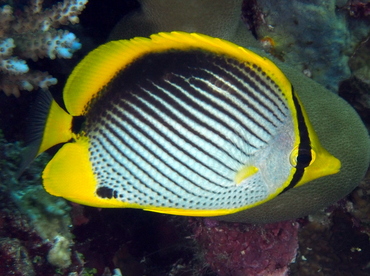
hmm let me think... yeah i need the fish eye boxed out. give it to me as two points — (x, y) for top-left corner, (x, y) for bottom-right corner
(297, 149), (312, 166)
(289, 147), (299, 167)
(289, 147), (316, 167)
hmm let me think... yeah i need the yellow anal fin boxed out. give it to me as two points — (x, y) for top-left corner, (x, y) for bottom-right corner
(234, 165), (259, 185)
(43, 139), (123, 208)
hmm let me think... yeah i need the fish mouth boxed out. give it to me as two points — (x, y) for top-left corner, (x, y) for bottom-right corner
(298, 149), (341, 186)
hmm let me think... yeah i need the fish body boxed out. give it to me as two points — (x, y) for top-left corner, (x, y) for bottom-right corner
(30, 32), (340, 217)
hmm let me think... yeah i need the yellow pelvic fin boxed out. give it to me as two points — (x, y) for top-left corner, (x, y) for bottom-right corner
(63, 31), (292, 116)
(234, 165), (259, 185)
(38, 99), (73, 155)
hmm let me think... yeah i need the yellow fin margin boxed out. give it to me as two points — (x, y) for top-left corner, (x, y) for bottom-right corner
(144, 186), (281, 217)
(64, 31), (293, 116)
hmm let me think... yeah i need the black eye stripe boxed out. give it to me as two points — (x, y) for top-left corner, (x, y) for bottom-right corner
(280, 86), (312, 194)
(297, 149), (312, 166)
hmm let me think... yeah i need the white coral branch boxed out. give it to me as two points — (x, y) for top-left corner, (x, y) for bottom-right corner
(15, 29), (82, 61)
(0, 71), (57, 97)
(0, 0), (87, 97)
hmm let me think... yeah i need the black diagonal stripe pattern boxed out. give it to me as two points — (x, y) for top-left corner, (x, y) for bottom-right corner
(120, 93), (235, 181)
(84, 49), (293, 210)
(106, 105), (225, 193)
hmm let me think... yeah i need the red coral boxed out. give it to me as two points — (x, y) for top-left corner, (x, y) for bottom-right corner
(192, 219), (299, 276)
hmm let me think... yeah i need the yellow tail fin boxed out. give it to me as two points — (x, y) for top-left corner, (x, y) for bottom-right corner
(17, 91), (73, 177)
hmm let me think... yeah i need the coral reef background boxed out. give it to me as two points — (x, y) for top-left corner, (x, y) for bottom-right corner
(0, 0), (87, 97)
(0, 0), (370, 275)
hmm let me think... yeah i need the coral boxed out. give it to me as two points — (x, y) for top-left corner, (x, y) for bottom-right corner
(338, 75), (370, 129)
(339, 32), (370, 129)
(71, 208), (198, 276)
(0, 130), (85, 275)
(0, 238), (36, 276)
(0, 130), (74, 269)
(0, 204), (53, 276)
(11, 185), (72, 243)
(243, 0), (370, 92)
(288, 168), (370, 275)
(0, 0), (87, 97)
(348, 169), (370, 223)
(11, 185), (74, 269)
(344, 0), (370, 17)
(290, 210), (370, 274)
(47, 235), (72, 268)
(191, 219), (299, 276)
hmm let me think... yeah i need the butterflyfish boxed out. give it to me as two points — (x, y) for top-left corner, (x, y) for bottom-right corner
(27, 32), (341, 217)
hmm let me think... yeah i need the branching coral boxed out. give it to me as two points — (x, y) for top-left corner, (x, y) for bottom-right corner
(0, 0), (87, 97)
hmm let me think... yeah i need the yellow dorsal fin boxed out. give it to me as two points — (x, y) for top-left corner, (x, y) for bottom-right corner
(63, 31), (292, 116)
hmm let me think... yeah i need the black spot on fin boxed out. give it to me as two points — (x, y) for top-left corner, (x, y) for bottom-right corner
(97, 187), (114, 199)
